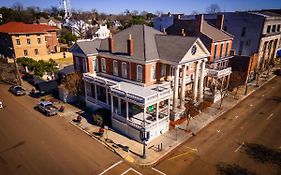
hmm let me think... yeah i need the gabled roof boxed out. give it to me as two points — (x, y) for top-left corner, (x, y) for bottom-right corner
(155, 35), (198, 63)
(166, 18), (233, 42)
(70, 25), (209, 63)
(201, 21), (233, 41)
(70, 39), (101, 56)
(99, 25), (163, 61)
(0, 22), (59, 34)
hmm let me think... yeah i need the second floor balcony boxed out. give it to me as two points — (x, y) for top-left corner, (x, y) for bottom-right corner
(206, 67), (232, 78)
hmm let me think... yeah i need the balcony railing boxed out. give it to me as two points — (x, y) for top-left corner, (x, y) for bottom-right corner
(206, 67), (232, 78)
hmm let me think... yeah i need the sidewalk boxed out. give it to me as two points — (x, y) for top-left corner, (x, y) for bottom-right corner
(29, 71), (276, 166)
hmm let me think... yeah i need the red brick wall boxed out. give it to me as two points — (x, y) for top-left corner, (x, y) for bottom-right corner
(210, 40), (233, 62)
(87, 57), (93, 74)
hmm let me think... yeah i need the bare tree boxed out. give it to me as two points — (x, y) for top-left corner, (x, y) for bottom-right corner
(206, 4), (221, 14)
(191, 10), (200, 15)
(210, 78), (228, 109)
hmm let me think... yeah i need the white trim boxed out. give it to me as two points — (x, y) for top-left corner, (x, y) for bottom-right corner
(137, 64), (143, 82)
(101, 58), (106, 73)
(122, 62), (127, 78)
(113, 60), (118, 76)
(151, 64), (156, 80)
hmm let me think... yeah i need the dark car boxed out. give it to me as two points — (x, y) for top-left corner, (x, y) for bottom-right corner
(34, 101), (58, 116)
(9, 86), (26, 96)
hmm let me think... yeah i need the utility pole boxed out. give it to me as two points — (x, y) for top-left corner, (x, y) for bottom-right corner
(9, 47), (22, 86)
(142, 107), (147, 159)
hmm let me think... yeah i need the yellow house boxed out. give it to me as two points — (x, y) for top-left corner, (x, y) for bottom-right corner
(0, 22), (60, 61)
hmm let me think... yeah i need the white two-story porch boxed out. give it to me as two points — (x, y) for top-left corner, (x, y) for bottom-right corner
(83, 73), (172, 143)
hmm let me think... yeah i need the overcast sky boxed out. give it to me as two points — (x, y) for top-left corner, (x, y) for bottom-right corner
(0, 0), (280, 14)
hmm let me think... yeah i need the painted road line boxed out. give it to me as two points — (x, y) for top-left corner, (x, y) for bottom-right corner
(99, 160), (123, 175)
(152, 167), (167, 175)
(266, 113), (274, 120)
(183, 146), (198, 152)
(250, 104), (253, 107)
(234, 142), (244, 153)
(120, 168), (142, 175)
(217, 129), (221, 133)
(168, 150), (194, 161)
(235, 115), (239, 119)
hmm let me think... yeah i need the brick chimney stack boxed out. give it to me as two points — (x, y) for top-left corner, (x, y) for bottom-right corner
(108, 33), (114, 53)
(127, 34), (134, 56)
(195, 14), (204, 32)
(216, 14), (224, 30)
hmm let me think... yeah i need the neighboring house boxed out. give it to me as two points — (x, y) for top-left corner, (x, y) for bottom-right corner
(65, 20), (92, 38)
(164, 14), (233, 102)
(153, 13), (183, 31)
(221, 11), (281, 73)
(0, 22), (60, 60)
(70, 25), (210, 143)
(86, 25), (110, 39)
(37, 17), (62, 29)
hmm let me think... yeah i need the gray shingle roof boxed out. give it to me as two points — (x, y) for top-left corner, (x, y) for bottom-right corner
(167, 19), (233, 42)
(70, 39), (101, 56)
(156, 35), (198, 63)
(99, 25), (163, 61)
(70, 25), (201, 63)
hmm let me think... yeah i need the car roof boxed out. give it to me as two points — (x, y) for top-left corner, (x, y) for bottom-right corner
(39, 101), (53, 105)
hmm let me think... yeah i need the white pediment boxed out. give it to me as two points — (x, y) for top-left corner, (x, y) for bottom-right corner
(180, 38), (210, 64)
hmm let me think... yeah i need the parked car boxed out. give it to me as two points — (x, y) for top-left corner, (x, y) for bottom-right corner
(34, 101), (58, 116)
(9, 86), (26, 96)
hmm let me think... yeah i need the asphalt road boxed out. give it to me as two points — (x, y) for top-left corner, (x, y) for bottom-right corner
(151, 76), (281, 175)
(0, 83), (123, 175)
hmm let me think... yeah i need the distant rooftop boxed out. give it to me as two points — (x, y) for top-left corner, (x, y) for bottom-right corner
(0, 22), (59, 34)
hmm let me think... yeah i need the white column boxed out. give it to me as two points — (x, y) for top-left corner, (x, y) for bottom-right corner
(126, 100), (129, 120)
(156, 102), (159, 127)
(111, 95), (114, 115)
(180, 64), (187, 108)
(106, 88), (109, 105)
(173, 65), (180, 111)
(226, 74), (230, 89)
(118, 98), (121, 115)
(94, 84), (97, 102)
(193, 61), (201, 103)
(198, 60), (205, 102)
(143, 106), (147, 127)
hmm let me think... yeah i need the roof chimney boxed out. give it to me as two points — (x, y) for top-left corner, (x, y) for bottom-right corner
(195, 14), (204, 32)
(127, 34), (134, 56)
(108, 33), (114, 53)
(181, 29), (186, 36)
(216, 14), (224, 30)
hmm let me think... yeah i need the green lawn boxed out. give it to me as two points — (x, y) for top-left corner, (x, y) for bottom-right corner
(55, 57), (73, 65)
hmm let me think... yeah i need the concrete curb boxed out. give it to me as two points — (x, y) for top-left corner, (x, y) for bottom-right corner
(68, 121), (123, 159)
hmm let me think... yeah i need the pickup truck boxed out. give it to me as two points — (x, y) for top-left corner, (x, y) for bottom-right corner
(34, 101), (58, 116)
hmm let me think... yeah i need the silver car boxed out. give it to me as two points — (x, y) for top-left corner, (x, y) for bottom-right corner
(9, 86), (26, 96)
(35, 101), (58, 116)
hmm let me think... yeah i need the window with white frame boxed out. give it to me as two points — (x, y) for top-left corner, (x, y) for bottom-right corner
(113, 60), (118, 76)
(122, 62), (127, 78)
(137, 65), (143, 82)
(161, 64), (166, 77)
(93, 58), (98, 72)
(101, 58), (106, 72)
(151, 64), (156, 80)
